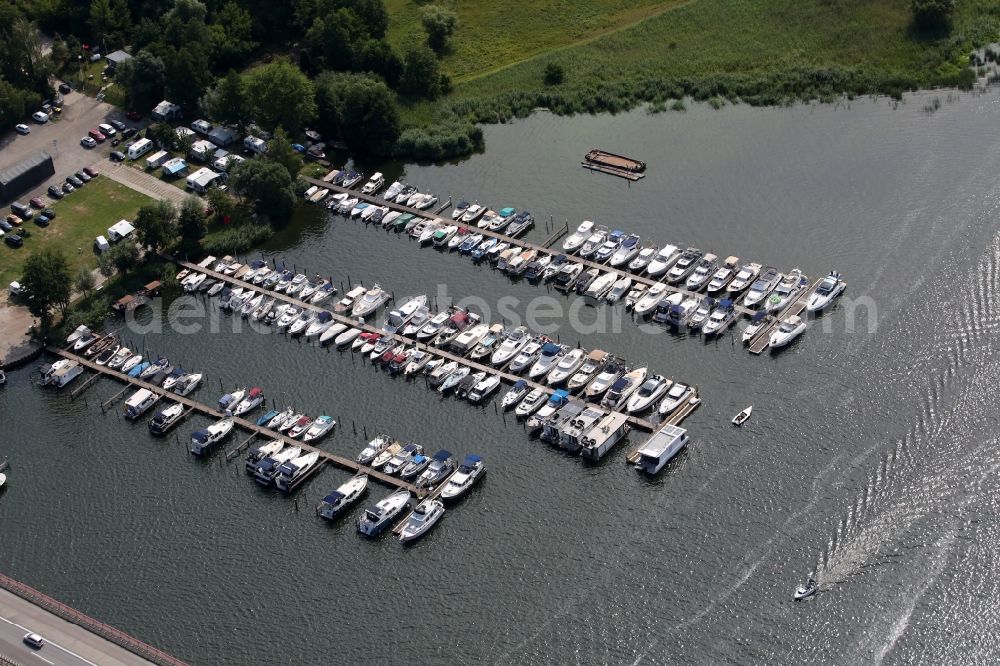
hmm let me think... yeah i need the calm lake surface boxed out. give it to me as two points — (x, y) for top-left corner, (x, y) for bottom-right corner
(5, 89), (1000, 664)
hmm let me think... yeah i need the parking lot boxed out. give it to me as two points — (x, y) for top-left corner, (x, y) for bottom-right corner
(0, 82), (146, 208)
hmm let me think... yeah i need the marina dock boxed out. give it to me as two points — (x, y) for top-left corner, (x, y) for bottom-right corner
(746, 278), (821, 354)
(44, 346), (421, 496)
(170, 258), (669, 435)
(300, 175), (769, 323)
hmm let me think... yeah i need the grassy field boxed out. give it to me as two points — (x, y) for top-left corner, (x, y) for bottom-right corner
(391, 0), (1000, 128)
(0, 177), (152, 287)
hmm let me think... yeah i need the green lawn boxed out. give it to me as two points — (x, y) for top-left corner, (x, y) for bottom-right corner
(392, 0), (999, 127)
(0, 178), (152, 287)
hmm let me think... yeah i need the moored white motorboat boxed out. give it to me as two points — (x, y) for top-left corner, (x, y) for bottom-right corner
(361, 172), (385, 194)
(727, 262), (762, 295)
(189, 418), (234, 456)
(546, 347), (587, 386)
(625, 374), (669, 413)
(601, 367), (647, 410)
(398, 499), (445, 543)
(514, 388), (547, 418)
(633, 282), (667, 317)
(490, 326), (529, 367)
(317, 475), (369, 520)
(765, 268), (808, 313)
(562, 220), (595, 253)
(645, 245), (680, 278)
(439, 454), (485, 501)
(768, 315), (806, 349)
(742, 266), (782, 309)
(301, 415), (335, 442)
(501, 379), (530, 409)
(357, 489), (411, 536)
(805, 271), (846, 313)
(275, 451), (321, 492)
(351, 285), (391, 319)
(382, 295), (427, 334)
(357, 435), (393, 465)
(658, 382), (692, 416)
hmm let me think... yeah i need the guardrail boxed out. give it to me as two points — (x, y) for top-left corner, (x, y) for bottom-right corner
(0, 573), (187, 666)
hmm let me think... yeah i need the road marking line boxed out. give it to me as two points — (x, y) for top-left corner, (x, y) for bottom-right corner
(1, 614), (101, 666)
(31, 653), (53, 664)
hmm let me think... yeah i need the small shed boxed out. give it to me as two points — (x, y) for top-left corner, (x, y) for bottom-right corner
(105, 50), (132, 71)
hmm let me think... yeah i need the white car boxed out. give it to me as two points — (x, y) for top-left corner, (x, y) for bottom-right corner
(31, 111), (49, 123)
(80, 136), (97, 148)
(15, 123), (30, 134)
(23, 632), (44, 649)
(98, 122), (117, 136)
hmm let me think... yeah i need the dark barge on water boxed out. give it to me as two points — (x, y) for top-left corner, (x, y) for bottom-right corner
(582, 149), (646, 181)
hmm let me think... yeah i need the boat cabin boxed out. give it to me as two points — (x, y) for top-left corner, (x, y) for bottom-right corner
(541, 399), (585, 444)
(558, 406), (607, 453)
(635, 424), (689, 474)
(577, 412), (629, 460)
(124, 388), (157, 420)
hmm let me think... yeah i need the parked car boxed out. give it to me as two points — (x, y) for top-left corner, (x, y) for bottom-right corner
(15, 123), (29, 134)
(41, 209), (55, 220)
(35, 215), (50, 227)
(80, 136), (97, 148)
(98, 122), (117, 136)
(110, 151), (126, 162)
(0, 218), (12, 232)
(29, 198), (44, 209)
(121, 127), (137, 139)
(75, 170), (91, 183)
(22, 632), (43, 649)
(62, 182), (74, 193)
(109, 119), (126, 131)
(31, 111), (48, 123)
(88, 128), (106, 142)
(66, 175), (83, 187)
(83, 167), (99, 178)
(58, 82), (71, 94)
(5, 234), (23, 248)
(6, 214), (22, 227)
(47, 185), (64, 199)
(126, 110), (142, 121)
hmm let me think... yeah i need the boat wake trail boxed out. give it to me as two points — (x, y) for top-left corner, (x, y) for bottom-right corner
(806, 202), (1000, 657)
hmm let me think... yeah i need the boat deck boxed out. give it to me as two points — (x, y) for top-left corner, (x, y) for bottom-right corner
(44, 346), (421, 496)
(170, 258), (666, 434)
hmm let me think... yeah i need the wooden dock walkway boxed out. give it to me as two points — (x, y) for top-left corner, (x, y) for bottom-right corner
(301, 175), (760, 321)
(171, 258), (665, 434)
(44, 346), (422, 496)
(747, 278), (821, 354)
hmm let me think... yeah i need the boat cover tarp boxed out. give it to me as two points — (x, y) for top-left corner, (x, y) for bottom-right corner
(323, 491), (345, 504)
(432, 449), (453, 461)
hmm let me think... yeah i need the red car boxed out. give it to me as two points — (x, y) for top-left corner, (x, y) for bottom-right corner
(88, 128), (106, 142)
(29, 197), (44, 208)
(83, 166), (99, 178)
(126, 110), (142, 121)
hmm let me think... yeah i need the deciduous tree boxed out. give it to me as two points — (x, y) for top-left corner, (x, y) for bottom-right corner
(134, 199), (178, 252)
(399, 45), (442, 99)
(20, 247), (72, 331)
(421, 5), (458, 53)
(242, 57), (316, 134)
(315, 71), (400, 156)
(178, 195), (207, 241)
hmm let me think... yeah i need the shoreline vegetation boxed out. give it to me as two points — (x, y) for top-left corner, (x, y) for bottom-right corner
(404, 0), (999, 131)
(9, 0), (997, 165)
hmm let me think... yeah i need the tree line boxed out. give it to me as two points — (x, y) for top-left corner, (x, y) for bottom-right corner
(6, 0), (474, 158)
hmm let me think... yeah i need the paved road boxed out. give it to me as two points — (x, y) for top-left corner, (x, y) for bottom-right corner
(0, 588), (157, 666)
(101, 162), (189, 207)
